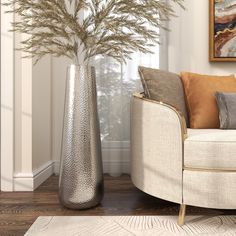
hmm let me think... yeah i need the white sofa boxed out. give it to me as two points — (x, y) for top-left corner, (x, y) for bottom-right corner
(131, 92), (236, 226)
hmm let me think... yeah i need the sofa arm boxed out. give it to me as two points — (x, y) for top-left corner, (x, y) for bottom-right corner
(131, 93), (187, 204)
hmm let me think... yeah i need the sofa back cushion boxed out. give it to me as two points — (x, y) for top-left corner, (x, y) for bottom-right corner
(139, 66), (189, 125)
(181, 72), (236, 129)
(215, 92), (236, 129)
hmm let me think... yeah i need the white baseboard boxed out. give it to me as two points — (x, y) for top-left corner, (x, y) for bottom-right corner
(103, 160), (130, 177)
(53, 160), (60, 175)
(13, 161), (54, 191)
(102, 142), (130, 176)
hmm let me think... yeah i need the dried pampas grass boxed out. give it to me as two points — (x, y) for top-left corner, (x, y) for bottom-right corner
(4, 0), (184, 64)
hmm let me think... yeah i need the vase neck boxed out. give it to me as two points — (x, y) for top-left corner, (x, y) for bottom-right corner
(69, 63), (92, 68)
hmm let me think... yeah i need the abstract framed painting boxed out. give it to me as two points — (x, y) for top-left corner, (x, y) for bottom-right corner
(209, 0), (236, 61)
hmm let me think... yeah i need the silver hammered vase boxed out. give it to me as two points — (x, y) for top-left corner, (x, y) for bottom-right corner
(59, 64), (104, 209)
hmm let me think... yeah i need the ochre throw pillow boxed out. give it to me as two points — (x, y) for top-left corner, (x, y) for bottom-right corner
(180, 72), (236, 128)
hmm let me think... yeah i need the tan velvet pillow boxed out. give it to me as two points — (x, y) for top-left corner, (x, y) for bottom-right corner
(139, 66), (189, 124)
(180, 72), (236, 128)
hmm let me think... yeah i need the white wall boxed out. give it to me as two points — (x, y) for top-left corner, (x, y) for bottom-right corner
(51, 57), (70, 173)
(13, 41), (53, 190)
(32, 56), (52, 171)
(1, 7), (53, 190)
(14, 31), (33, 176)
(1, 2), (14, 191)
(168, 0), (236, 75)
(12, 17), (53, 176)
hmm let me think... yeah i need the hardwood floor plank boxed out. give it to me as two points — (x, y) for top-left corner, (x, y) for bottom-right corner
(0, 174), (235, 235)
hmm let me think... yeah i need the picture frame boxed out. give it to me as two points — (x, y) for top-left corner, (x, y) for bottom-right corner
(209, 0), (236, 62)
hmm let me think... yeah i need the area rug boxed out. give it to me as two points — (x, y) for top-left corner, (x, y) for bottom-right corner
(25, 215), (236, 236)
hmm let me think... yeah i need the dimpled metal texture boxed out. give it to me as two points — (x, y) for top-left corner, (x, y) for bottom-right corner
(59, 65), (104, 209)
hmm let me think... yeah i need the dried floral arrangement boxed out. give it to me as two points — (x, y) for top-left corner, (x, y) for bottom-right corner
(5, 0), (184, 64)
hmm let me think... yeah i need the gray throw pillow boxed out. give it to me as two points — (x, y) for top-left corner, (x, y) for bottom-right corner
(139, 66), (189, 126)
(215, 92), (236, 129)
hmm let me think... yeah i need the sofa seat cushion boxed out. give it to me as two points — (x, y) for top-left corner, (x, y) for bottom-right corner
(184, 129), (236, 169)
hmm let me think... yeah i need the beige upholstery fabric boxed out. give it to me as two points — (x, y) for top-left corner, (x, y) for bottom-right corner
(185, 129), (236, 169)
(131, 93), (236, 211)
(183, 170), (236, 209)
(131, 94), (185, 204)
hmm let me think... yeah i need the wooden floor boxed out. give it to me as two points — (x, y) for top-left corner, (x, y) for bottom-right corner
(0, 175), (236, 236)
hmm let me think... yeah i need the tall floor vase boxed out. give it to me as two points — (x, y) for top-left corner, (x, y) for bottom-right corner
(59, 64), (104, 209)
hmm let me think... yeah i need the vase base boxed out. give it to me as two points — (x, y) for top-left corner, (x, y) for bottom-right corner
(59, 181), (104, 210)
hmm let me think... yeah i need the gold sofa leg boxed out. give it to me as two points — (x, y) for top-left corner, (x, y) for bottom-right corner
(178, 204), (186, 226)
